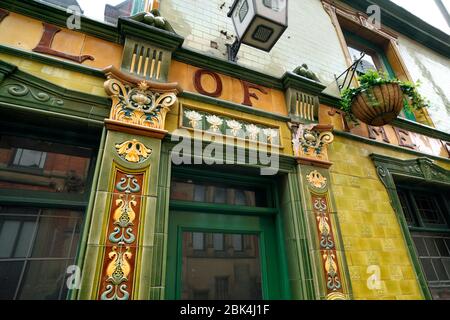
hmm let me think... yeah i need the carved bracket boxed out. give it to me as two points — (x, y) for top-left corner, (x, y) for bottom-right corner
(290, 122), (334, 168)
(103, 66), (182, 139)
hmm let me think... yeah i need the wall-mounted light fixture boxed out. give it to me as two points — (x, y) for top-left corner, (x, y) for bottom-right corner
(227, 0), (288, 62)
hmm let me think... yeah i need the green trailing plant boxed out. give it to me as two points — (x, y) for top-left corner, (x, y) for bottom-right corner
(340, 70), (428, 123)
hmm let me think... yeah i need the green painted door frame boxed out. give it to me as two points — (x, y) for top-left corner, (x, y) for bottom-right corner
(166, 211), (286, 299)
(164, 167), (291, 300)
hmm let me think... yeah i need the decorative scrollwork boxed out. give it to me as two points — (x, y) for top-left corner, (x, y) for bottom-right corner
(323, 250), (342, 291)
(307, 170), (327, 189)
(311, 194), (346, 298)
(290, 122), (334, 163)
(375, 165), (389, 188)
(99, 172), (145, 300)
(104, 77), (177, 130)
(5, 83), (64, 106)
(116, 174), (141, 193)
(115, 139), (152, 163)
(100, 246), (132, 300)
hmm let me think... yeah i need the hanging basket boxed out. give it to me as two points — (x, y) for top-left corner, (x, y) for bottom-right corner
(350, 83), (404, 126)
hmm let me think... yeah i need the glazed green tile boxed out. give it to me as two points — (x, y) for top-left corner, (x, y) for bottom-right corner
(280, 203), (296, 239)
(289, 279), (305, 300)
(86, 191), (110, 246)
(149, 287), (163, 300)
(284, 238), (301, 278)
(78, 244), (103, 300)
(134, 245), (154, 299)
(151, 232), (168, 287)
(140, 196), (157, 247)
(155, 186), (170, 234)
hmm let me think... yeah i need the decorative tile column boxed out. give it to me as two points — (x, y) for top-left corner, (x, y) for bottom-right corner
(78, 67), (181, 300)
(290, 122), (352, 300)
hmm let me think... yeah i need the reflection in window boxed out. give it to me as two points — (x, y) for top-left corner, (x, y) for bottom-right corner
(192, 232), (204, 251)
(0, 135), (93, 194)
(397, 190), (416, 227)
(232, 234), (243, 251)
(213, 234), (224, 251)
(215, 276), (229, 299)
(396, 185), (450, 300)
(413, 194), (446, 226)
(182, 232), (262, 300)
(347, 46), (379, 75)
(0, 206), (83, 300)
(170, 178), (268, 207)
(13, 149), (47, 169)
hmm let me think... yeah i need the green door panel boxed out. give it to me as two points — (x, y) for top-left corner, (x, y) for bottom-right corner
(166, 211), (285, 300)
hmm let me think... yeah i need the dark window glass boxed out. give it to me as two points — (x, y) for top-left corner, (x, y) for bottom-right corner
(421, 257), (438, 281)
(170, 178), (269, 207)
(0, 135), (93, 194)
(17, 260), (69, 300)
(436, 238), (450, 256)
(181, 231), (262, 300)
(232, 234), (243, 251)
(397, 185), (450, 299)
(0, 261), (23, 300)
(432, 258), (449, 281)
(213, 234), (224, 251)
(192, 232), (204, 251)
(13, 149), (46, 169)
(413, 236), (428, 256)
(0, 206), (83, 300)
(425, 237), (439, 256)
(398, 190), (416, 226)
(215, 276), (229, 299)
(411, 192), (447, 227)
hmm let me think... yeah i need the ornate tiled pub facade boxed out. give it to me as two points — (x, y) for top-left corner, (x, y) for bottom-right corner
(0, 0), (449, 300)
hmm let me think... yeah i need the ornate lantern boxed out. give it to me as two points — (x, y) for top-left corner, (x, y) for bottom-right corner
(227, 0), (288, 61)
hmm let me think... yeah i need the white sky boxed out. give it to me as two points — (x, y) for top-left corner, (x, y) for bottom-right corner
(391, 0), (450, 35)
(70, 0), (450, 34)
(77, 0), (125, 22)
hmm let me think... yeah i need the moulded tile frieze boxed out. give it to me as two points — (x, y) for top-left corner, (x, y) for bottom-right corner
(96, 130), (162, 197)
(97, 244), (140, 300)
(89, 193), (146, 247)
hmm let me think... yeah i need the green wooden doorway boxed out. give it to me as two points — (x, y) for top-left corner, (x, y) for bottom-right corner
(165, 167), (290, 300)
